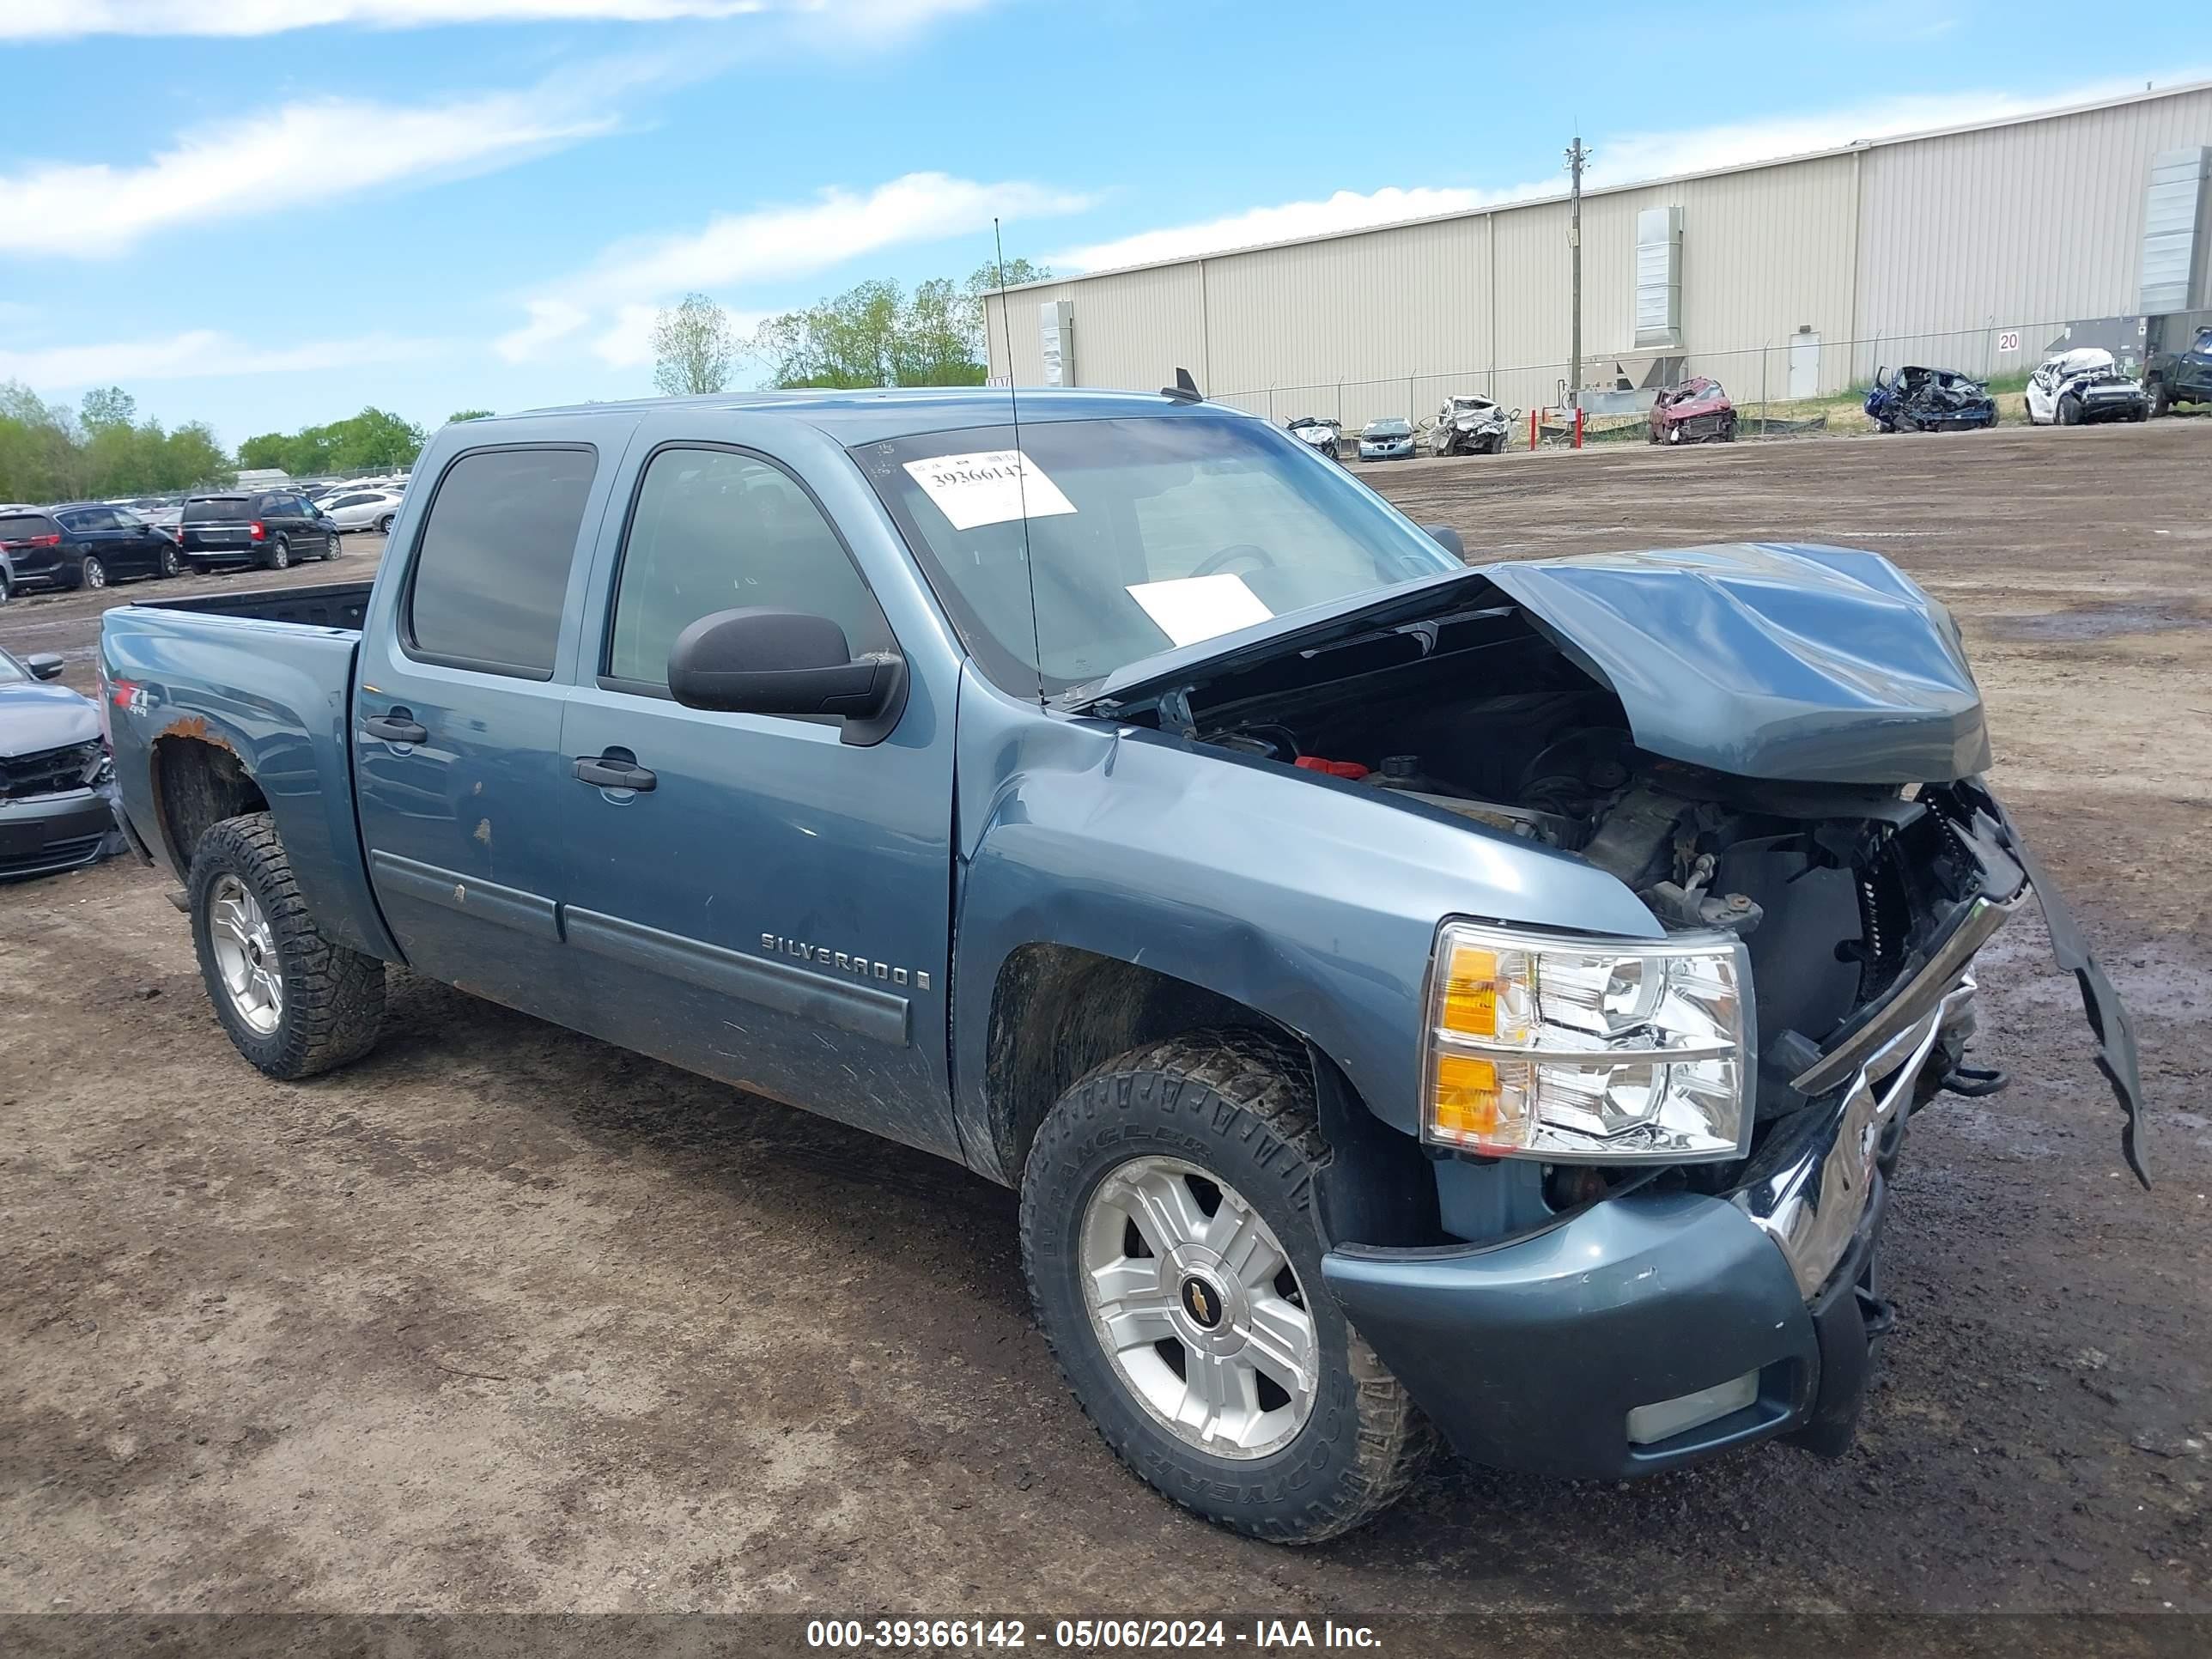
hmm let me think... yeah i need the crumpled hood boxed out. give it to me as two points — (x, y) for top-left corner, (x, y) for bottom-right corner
(0, 678), (102, 757)
(1489, 542), (1989, 782)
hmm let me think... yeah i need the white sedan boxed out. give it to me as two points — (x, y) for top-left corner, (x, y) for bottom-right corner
(319, 489), (404, 534)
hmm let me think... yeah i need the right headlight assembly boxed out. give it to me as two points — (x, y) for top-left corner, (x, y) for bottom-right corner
(1420, 920), (1753, 1163)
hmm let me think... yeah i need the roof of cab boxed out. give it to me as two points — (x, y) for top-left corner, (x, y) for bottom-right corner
(494, 386), (1241, 447)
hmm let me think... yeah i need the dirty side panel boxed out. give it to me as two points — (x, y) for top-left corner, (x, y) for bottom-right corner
(100, 606), (398, 961)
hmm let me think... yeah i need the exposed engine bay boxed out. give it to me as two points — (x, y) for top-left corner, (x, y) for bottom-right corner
(1133, 597), (2021, 1138)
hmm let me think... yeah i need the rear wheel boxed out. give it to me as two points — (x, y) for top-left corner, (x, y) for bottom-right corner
(1019, 1029), (1433, 1542)
(79, 556), (107, 591)
(158, 544), (181, 578)
(188, 812), (385, 1079)
(268, 536), (290, 571)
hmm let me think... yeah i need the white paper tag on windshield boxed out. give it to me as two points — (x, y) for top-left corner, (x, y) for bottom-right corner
(902, 449), (1077, 531)
(1126, 574), (1275, 647)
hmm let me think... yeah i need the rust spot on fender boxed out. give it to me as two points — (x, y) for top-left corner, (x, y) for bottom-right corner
(158, 714), (236, 754)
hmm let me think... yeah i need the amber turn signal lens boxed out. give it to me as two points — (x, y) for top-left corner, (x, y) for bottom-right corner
(1431, 1053), (1503, 1139)
(1440, 944), (1499, 1037)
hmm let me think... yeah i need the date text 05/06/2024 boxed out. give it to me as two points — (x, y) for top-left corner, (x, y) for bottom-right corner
(804, 1617), (1382, 1650)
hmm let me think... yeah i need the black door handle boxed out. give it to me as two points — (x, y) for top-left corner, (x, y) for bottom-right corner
(364, 713), (428, 744)
(574, 754), (656, 793)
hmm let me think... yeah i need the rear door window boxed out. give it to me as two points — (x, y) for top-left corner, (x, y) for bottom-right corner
(405, 446), (597, 679)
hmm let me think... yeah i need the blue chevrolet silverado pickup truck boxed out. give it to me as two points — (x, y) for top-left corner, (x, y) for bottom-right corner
(99, 387), (2148, 1541)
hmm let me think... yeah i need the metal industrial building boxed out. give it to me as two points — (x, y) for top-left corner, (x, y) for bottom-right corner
(984, 81), (2212, 428)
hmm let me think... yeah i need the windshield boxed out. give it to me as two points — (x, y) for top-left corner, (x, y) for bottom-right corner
(859, 414), (1460, 694)
(0, 649), (27, 685)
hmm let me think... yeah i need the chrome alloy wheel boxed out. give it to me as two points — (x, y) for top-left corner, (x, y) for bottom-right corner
(208, 875), (283, 1035)
(1079, 1154), (1317, 1460)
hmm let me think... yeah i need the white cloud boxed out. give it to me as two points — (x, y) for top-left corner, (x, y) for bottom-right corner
(1, 0), (988, 40)
(500, 171), (1091, 362)
(0, 330), (440, 387)
(0, 89), (613, 258)
(1053, 77), (2183, 274)
(495, 300), (592, 364)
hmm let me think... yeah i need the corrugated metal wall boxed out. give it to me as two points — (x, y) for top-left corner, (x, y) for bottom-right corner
(985, 84), (2212, 410)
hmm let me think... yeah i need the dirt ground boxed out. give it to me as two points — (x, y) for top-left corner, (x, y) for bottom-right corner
(3, 428), (2209, 1632)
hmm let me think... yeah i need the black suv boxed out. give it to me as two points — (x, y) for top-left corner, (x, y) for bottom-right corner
(177, 490), (342, 573)
(0, 503), (182, 592)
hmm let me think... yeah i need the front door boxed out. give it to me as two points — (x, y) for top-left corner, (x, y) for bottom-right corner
(353, 441), (609, 1021)
(556, 440), (962, 1159)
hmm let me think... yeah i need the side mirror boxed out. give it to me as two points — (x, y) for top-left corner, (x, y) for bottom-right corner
(667, 608), (907, 745)
(1420, 523), (1465, 561)
(26, 653), (65, 680)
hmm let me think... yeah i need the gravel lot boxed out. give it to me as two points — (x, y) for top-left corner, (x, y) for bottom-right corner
(3, 428), (2208, 1628)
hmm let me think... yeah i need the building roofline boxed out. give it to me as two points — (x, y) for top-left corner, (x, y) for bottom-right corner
(989, 77), (2212, 295)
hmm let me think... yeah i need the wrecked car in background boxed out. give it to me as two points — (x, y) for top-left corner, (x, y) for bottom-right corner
(1428, 395), (1515, 456)
(1286, 415), (1344, 463)
(1866, 365), (1997, 433)
(100, 387), (2148, 1545)
(1, 644), (122, 881)
(2025, 348), (2148, 426)
(1649, 377), (1738, 445)
(2142, 323), (2212, 418)
(1357, 416), (1417, 461)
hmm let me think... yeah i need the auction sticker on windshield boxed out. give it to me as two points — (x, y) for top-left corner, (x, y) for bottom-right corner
(902, 449), (1077, 531)
(1126, 573), (1274, 647)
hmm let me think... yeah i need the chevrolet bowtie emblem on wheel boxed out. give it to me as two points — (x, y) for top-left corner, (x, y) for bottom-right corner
(1182, 1278), (1218, 1328)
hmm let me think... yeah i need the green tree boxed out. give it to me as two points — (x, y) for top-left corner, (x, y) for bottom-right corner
(81, 386), (137, 430)
(748, 259), (1051, 391)
(238, 407), (425, 477)
(651, 293), (736, 396)
(447, 408), (495, 423)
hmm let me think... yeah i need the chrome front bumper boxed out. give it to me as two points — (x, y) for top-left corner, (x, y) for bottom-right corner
(1734, 975), (1979, 1296)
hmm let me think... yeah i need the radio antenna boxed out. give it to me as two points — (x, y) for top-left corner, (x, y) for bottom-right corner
(994, 215), (1046, 707)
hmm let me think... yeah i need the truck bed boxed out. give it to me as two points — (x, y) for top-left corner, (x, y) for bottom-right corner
(125, 580), (374, 633)
(100, 580), (397, 961)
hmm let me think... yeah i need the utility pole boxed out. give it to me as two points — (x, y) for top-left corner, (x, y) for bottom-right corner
(1565, 132), (1591, 411)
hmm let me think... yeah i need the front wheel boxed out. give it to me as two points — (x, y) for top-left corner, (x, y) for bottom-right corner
(2148, 379), (2171, 418)
(1020, 1030), (1433, 1542)
(2057, 394), (2081, 427)
(377, 514), (395, 535)
(189, 812), (386, 1079)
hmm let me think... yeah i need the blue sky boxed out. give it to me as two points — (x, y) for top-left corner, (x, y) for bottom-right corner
(2, 0), (2206, 449)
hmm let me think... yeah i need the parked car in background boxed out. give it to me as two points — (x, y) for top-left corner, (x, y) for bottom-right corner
(0, 549), (14, 605)
(1865, 365), (1996, 433)
(1649, 378), (1738, 444)
(1357, 416), (1416, 460)
(2024, 348), (2148, 426)
(320, 488), (406, 535)
(2142, 323), (2212, 418)
(1285, 416), (1344, 463)
(0, 644), (121, 880)
(177, 490), (343, 572)
(1429, 395), (1514, 456)
(0, 503), (181, 591)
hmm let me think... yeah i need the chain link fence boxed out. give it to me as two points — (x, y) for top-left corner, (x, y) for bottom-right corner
(1210, 318), (2118, 448)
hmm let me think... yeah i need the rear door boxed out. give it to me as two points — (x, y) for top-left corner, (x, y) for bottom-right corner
(353, 438), (617, 1021)
(556, 424), (963, 1158)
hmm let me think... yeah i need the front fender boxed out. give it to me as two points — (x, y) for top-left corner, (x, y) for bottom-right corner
(948, 672), (1658, 1176)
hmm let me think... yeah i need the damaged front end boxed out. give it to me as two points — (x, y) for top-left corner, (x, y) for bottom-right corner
(1073, 540), (2148, 1475)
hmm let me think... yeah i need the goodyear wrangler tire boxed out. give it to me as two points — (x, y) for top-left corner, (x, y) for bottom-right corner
(1019, 1029), (1433, 1542)
(188, 812), (386, 1080)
